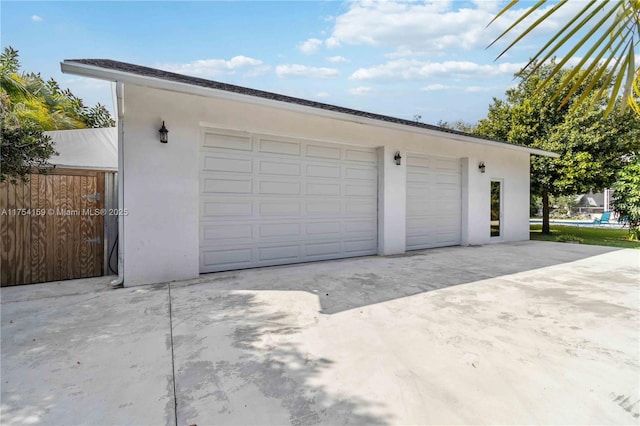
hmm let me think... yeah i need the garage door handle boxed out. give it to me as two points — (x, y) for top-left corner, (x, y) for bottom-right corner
(85, 237), (102, 244)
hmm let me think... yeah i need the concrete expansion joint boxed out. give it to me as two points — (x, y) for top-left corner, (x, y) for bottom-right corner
(167, 283), (178, 426)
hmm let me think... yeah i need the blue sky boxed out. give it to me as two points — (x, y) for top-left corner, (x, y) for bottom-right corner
(2, 1), (597, 125)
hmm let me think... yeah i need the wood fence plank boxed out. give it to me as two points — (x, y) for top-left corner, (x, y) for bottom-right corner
(14, 180), (27, 285)
(54, 176), (69, 281)
(6, 182), (17, 285)
(45, 175), (55, 282)
(32, 174), (48, 284)
(95, 172), (105, 276)
(23, 180), (32, 285)
(0, 182), (9, 285)
(69, 174), (81, 279)
(79, 175), (92, 278)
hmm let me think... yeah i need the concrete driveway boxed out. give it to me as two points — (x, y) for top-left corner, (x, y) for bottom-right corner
(2, 241), (639, 425)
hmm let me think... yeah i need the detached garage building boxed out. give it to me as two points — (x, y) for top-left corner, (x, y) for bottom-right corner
(61, 59), (557, 287)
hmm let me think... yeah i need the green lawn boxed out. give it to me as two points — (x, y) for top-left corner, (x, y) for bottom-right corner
(530, 224), (640, 249)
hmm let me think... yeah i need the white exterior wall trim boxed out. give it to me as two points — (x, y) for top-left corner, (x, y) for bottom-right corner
(62, 61), (559, 159)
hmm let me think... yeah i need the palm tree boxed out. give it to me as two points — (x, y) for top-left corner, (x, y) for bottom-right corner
(489, 0), (639, 116)
(0, 46), (29, 99)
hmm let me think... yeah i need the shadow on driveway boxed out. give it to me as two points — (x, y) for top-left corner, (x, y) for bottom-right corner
(2, 241), (637, 425)
(171, 288), (390, 425)
(191, 241), (623, 314)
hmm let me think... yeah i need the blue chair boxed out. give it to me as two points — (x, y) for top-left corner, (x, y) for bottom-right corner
(593, 211), (612, 225)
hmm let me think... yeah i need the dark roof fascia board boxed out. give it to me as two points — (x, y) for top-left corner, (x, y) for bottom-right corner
(61, 59), (559, 158)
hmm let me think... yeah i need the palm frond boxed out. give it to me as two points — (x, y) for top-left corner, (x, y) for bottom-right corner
(489, 0), (640, 117)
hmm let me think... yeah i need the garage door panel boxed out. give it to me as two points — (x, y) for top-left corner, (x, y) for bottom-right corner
(406, 154), (461, 251)
(259, 200), (300, 217)
(202, 155), (253, 174)
(306, 164), (341, 178)
(203, 132), (252, 151)
(345, 166), (377, 180)
(259, 180), (301, 195)
(435, 174), (459, 185)
(200, 132), (377, 273)
(202, 224), (253, 242)
(436, 158), (460, 171)
(258, 245), (300, 262)
(201, 199), (253, 217)
(407, 156), (430, 168)
(306, 200), (342, 216)
(344, 219), (377, 234)
(306, 182), (341, 196)
(408, 217), (459, 229)
(202, 248), (252, 270)
(345, 199), (376, 216)
(407, 200), (432, 214)
(345, 184), (376, 197)
(345, 148), (376, 163)
(407, 165), (432, 176)
(258, 223), (300, 238)
(345, 239), (377, 253)
(259, 139), (301, 156)
(202, 176), (252, 194)
(305, 241), (342, 256)
(259, 160), (301, 176)
(306, 222), (341, 235)
(306, 144), (341, 160)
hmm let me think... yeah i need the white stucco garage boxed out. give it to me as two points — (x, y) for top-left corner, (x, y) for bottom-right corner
(61, 59), (557, 287)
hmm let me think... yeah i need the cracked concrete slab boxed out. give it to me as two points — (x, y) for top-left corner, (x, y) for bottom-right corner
(2, 241), (639, 425)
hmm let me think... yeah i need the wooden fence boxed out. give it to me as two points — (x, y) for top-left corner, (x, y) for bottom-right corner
(0, 169), (106, 286)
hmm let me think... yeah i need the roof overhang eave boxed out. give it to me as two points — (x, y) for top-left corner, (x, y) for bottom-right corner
(61, 60), (560, 159)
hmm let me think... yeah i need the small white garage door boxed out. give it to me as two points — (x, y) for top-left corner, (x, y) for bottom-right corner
(406, 154), (461, 250)
(200, 129), (378, 273)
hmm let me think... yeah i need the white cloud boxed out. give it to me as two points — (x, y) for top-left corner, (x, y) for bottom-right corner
(298, 38), (323, 54)
(325, 37), (341, 49)
(348, 86), (373, 95)
(316, 92), (330, 98)
(31, 15), (43, 22)
(351, 59), (525, 81)
(276, 64), (339, 79)
(471, 0), (499, 12)
(158, 56), (269, 78)
(327, 56), (348, 63)
(325, 0), (594, 55)
(421, 84), (450, 91)
(465, 86), (496, 93)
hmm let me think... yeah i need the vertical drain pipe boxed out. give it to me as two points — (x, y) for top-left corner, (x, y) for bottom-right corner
(111, 81), (125, 288)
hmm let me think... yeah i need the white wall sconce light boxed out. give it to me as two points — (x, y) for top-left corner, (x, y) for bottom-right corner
(479, 161), (486, 173)
(394, 151), (402, 165)
(158, 121), (169, 143)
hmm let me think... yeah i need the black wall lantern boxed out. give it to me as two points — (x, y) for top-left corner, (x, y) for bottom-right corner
(394, 151), (402, 166)
(159, 121), (169, 143)
(479, 161), (486, 173)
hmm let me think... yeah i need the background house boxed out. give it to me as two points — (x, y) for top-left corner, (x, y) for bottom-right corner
(61, 59), (557, 287)
(575, 191), (605, 216)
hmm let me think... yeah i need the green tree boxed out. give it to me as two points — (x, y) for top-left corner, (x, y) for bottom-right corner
(1, 46), (115, 131)
(436, 120), (478, 133)
(489, 0), (639, 117)
(0, 106), (57, 184)
(0, 46), (115, 183)
(611, 157), (640, 239)
(475, 64), (640, 234)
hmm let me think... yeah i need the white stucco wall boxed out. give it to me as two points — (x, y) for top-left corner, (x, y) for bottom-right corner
(121, 84), (531, 286)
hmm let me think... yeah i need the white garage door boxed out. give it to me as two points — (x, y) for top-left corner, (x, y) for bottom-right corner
(200, 129), (378, 273)
(406, 154), (461, 250)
